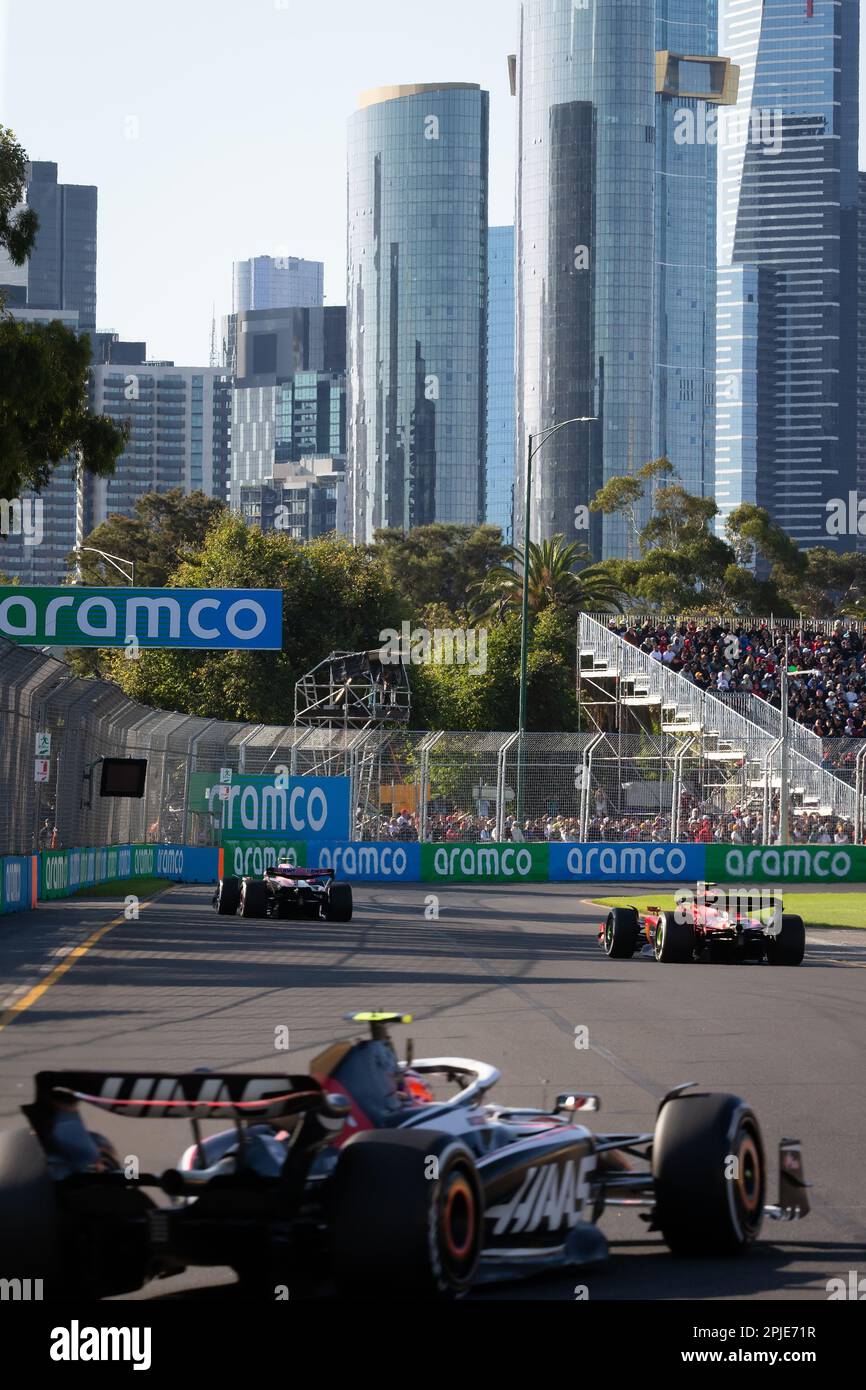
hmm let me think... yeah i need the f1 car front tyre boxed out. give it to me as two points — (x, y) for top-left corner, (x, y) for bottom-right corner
(332, 1129), (483, 1299)
(0, 1127), (61, 1288)
(214, 877), (241, 915)
(653, 1093), (766, 1256)
(766, 914), (806, 968)
(323, 881), (353, 923)
(653, 911), (695, 964)
(239, 879), (270, 919)
(603, 907), (641, 959)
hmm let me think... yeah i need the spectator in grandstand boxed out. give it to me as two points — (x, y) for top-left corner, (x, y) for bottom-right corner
(609, 618), (866, 737)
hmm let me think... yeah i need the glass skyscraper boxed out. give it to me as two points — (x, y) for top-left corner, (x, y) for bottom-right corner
(347, 83), (489, 542)
(487, 226), (515, 543)
(654, 1), (723, 504)
(516, 0), (727, 559)
(515, 0), (656, 559)
(232, 255), (324, 314)
(19, 162), (97, 334)
(717, 0), (860, 547)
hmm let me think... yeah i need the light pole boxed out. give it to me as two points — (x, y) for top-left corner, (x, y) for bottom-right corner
(77, 547), (136, 587)
(516, 417), (598, 826)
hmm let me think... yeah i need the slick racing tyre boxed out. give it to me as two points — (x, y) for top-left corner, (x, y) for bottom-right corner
(653, 911), (695, 964)
(332, 1129), (483, 1299)
(0, 1128), (62, 1290)
(238, 879), (270, 919)
(653, 1093), (766, 1256)
(323, 881), (353, 923)
(214, 877), (241, 916)
(603, 907), (641, 959)
(766, 914), (806, 968)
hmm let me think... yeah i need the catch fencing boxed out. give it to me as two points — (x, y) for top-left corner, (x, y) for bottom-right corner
(2, 636), (865, 856)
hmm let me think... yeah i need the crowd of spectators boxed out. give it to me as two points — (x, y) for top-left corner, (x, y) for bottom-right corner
(357, 806), (859, 845)
(610, 618), (866, 739)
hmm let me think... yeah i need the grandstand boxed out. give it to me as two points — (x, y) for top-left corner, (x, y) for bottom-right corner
(578, 614), (865, 845)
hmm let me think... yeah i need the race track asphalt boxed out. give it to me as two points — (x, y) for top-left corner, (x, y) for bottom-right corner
(0, 881), (864, 1302)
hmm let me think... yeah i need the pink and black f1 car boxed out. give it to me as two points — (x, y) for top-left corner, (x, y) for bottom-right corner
(0, 1013), (810, 1300)
(214, 863), (353, 922)
(600, 882), (806, 966)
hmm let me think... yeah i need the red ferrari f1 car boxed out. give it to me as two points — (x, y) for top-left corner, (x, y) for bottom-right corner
(0, 1013), (810, 1300)
(600, 882), (806, 966)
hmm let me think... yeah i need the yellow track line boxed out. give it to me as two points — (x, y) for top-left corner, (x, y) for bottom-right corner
(0, 887), (174, 1034)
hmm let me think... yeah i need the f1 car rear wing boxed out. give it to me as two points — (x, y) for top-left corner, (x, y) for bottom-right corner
(265, 866), (335, 880)
(25, 1071), (326, 1122)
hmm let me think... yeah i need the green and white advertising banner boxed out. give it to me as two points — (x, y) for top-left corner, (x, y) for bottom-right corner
(705, 844), (866, 884)
(40, 844), (135, 900)
(221, 839), (307, 879)
(420, 842), (549, 884)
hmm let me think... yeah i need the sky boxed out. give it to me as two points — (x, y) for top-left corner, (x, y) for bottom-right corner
(1, 1), (865, 366)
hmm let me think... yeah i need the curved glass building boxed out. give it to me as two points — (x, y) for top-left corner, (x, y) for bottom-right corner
(515, 0), (657, 559)
(347, 83), (489, 542)
(516, 0), (726, 559)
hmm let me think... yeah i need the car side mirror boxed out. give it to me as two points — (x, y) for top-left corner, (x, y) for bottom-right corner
(556, 1092), (601, 1115)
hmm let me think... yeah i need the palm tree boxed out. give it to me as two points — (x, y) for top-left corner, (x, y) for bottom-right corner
(471, 536), (626, 621)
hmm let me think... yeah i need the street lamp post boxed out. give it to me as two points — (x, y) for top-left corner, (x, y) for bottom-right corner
(77, 547), (136, 587)
(516, 417), (598, 827)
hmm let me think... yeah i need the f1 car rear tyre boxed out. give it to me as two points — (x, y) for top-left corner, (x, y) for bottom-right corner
(653, 911), (695, 964)
(0, 1127), (62, 1288)
(215, 876), (241, 915)
(653, 1093), (766, 1256)
(239, 879), (270, 919)
(332, 1129), (483, 1299)
(766, 914), (806, 968)
(324, 881), (353, 923)
(603, 907), (641, 959)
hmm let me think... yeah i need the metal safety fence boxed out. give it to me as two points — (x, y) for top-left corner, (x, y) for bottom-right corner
(2, 635), (866, 855)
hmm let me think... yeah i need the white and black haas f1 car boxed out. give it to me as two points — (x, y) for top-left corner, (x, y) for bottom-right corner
(0, 1014), (811, 1301)
(214, 863), (353, 922)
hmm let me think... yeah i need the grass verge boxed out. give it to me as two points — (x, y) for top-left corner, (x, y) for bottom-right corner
(74, 875), (169, 901)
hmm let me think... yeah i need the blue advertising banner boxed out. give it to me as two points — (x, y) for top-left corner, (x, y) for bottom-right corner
(153, 845), (219, 883)
(548, 843), (706, 883)
(0, 856), (34, 914)
(216, 776), (351, 841)
(307, 841), (421, 882)
(0, 587), (283, 650)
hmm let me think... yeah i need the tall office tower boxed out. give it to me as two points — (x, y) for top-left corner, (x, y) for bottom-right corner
(515, 0), (729, 559)
(347, 83), (489, 542)
(0, 161), (98, 333)
(515, 1), (655, 559)
(233, 255), (324, 313)
(0, 160), (98, 584)
(717, 0), (860, 548)
(486, 226), (516, 543)
(80, 363), (233, 538)
(224, 256), (325, 375)
(654, 4), (734, 508)
(230, 306), (346, 510)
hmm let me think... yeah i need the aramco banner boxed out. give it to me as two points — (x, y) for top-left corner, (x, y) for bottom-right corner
(0, 588), (283, 650)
